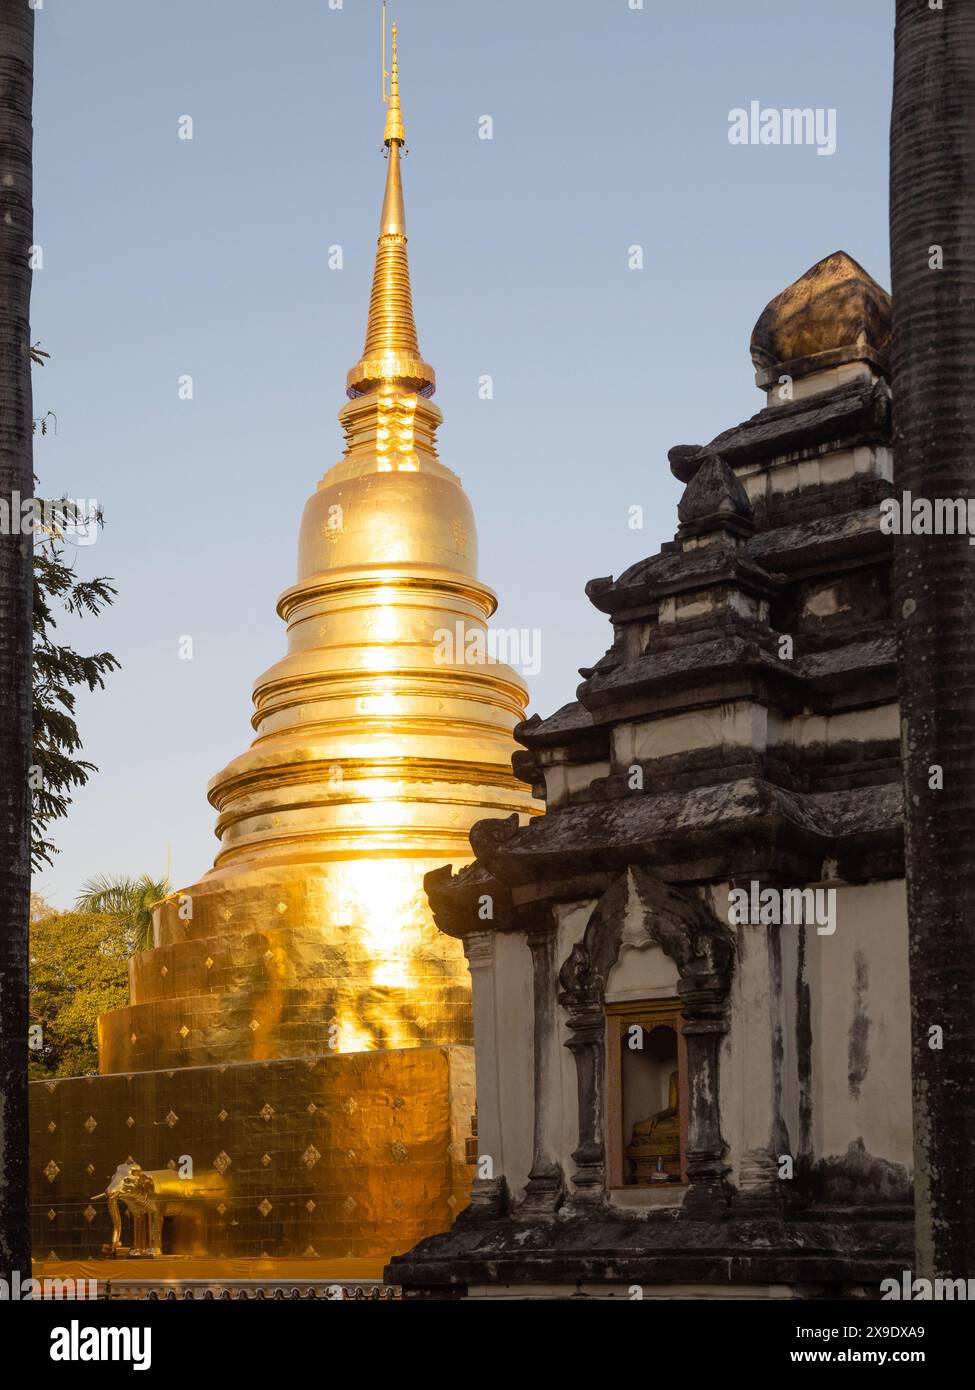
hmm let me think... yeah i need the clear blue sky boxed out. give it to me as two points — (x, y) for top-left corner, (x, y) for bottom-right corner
(31, 0), (894, 907)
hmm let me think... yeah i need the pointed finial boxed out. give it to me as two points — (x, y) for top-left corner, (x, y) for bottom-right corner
(346, 11), (433, 398)
(677, 453), (754, 540)
(384, 20), (405, 146)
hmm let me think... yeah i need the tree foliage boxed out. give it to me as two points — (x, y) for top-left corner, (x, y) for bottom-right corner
(31, 499), (119, 868)
(29, 345), (120, 868)
(28, 902), (132, 1079)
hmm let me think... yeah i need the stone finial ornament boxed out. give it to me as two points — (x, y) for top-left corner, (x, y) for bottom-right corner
(668, 444), (705, 484)
(749, 250), (891, 373)
(677, 453), (754, 537)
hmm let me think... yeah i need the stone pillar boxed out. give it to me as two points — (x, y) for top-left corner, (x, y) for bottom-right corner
(731, 917), (793, 1214)
(564, 1001), (606, 1206)
(519, 920), (565, 1216)
(678, 976), (730, 1209)
(462, 929), (508, 1216)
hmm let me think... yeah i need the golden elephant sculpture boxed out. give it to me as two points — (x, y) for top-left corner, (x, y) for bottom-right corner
(92, 1161), (227, 1257)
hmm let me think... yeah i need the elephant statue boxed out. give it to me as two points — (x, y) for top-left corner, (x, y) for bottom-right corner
(92, 1160), (226, 1257)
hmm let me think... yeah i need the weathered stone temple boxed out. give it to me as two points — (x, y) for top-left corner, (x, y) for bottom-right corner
(391, 252), (916, 1298)
(30, 29), (536, 1271)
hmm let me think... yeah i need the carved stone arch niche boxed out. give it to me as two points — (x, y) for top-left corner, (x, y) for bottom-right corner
(608, 1001), (687, 1189)
(557, 866), (734, 1205)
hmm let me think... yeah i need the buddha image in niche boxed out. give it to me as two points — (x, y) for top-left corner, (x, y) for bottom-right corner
(627, 1067), (681, 1183)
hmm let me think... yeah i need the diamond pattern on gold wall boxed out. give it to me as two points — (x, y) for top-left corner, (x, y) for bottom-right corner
(30, 1046), (474, 1262)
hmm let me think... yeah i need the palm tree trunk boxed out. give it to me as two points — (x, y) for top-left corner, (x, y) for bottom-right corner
(0, 0), (34, 1283)
(890, 0), (975, 1280)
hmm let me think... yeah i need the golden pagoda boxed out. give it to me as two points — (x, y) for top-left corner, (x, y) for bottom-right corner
(31, 19), (537, 1273)
(99, 21), (536, 1075)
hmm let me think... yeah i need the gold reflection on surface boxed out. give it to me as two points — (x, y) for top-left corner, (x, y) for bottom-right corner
(32, 1047), (475, 1261)
(34, 21), (539, 1268)
(98, 25), (539, 1079)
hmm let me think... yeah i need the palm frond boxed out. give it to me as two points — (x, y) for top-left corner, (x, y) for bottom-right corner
(74, 873), (171, 953)
(75, 874), (141, 917)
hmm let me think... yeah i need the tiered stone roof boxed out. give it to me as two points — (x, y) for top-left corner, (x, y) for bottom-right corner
(428, 253), (901, 936)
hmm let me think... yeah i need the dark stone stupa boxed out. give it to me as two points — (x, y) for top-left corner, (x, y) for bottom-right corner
(388, 255), (915, 1299)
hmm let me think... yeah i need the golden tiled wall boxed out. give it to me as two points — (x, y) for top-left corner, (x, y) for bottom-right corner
(98, 866), (476, 1074)
(31, 1045), (474, 1262)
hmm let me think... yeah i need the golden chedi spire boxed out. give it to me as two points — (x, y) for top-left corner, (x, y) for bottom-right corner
(97, 18), (539, 1079)
(383, 19), (405, 146)
(347, 22), (435, 400)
